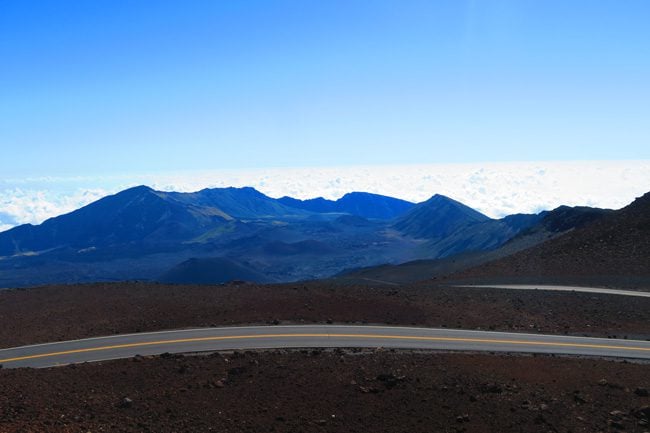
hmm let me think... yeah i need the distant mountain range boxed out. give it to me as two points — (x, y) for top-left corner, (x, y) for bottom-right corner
(335, 204), (614, 285)
(0, 185), (619, 288)
(278, 192), (414, 220)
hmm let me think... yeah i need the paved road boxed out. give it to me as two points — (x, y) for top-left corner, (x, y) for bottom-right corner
(454, 284), (650, 298)
(1, 325), (650, 368)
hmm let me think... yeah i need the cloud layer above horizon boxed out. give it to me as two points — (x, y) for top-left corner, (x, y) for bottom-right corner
(1, 161), (649, 232)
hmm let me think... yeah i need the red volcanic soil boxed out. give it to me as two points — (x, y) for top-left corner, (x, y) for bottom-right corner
(1, 350), (649, 433)
(1, 281), (650, 348)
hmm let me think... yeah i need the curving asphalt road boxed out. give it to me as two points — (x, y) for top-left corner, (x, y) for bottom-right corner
(1, 325), (650, 368)
(453, 284), (650, 298)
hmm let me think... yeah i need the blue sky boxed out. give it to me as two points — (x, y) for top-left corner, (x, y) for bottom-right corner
(1, 0), (649, 177)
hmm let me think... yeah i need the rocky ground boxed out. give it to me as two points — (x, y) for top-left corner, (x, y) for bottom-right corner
(0, 349), (649, 432)
(1, 279), (650, 432)
(1, 281), (650, 348)
(1, 194), (648, 431)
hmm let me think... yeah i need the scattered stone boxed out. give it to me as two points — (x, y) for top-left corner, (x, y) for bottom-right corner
(608, 419), (625, 430)
(358, 385), (379, 394)
(376, 373), (404, 389)
(118, 398), (133, 409)
(456, 414), (470, 423)
(633, 406), (650, 419)
(228, 367), (246, 376)
(598, 378), (608, 386)
(636, 388), (650, 397)
(314, 419), (327, 426)
(573, 394), (587, 404)
(480, 383), (503, 394)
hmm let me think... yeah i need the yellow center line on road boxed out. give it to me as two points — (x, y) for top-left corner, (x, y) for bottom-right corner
(1, 333), (649, 364)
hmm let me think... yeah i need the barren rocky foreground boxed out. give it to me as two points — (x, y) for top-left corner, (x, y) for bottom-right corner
(2, 279), (650, 432)
(1, 350), (649, 433)
(1, 281), (650, 348)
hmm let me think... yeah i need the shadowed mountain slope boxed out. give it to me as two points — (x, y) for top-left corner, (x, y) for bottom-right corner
(520, 205), (614, 236)
(393, 194), (490, 239)
(0, 186), (314, 258)
(390, 194), (545, 258)
(159, 257), (271, 284)
(0, 186), (228, 256)
(262, 240), (335, 256)
(166, 187), (311, 220)
(335, 204), (612, 285)
(454, 193), (649, 279)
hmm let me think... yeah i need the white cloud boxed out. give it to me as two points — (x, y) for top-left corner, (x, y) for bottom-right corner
(0, 188), (109, 227)
(0, 160), (649, 230)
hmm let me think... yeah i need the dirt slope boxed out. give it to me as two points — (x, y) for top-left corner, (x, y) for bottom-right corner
(2, 281), (650, 348)
(1, 350), (649, 432)
(452, 192), (650, 280)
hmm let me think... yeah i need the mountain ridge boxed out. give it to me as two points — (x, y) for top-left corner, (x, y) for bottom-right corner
(277, 191), (414, 220)
(451, 192), (650, 280)
(392, 194), (491, 239)
(0, 184), (624, 287)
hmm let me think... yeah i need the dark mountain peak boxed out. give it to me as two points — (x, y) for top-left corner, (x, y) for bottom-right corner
(0, 185), (226, 257)
(428, 193), (448, 200)
(335, 192), (414, 219)
(197, 186), (264, 197)
(279, 195), (331, 205)
(499, 212), (544, 231)
(420, 194), (490, 221)
(123, 184), (154, 193)
(420, 194), (457, 208)
(424, 193), (472, 207)
(114, 185), (157, 199)
(278, 191), (414, 220)
(339, 191), (386, 200)
(537, 205), (612, 233)
(218, 186), (261, 194)
(630, 191), (650, 208)
(169, 186), (309, 219)
(393, 194), (489, 239)
(102, 185), (164, 208)
(340, 191), (368, 198)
